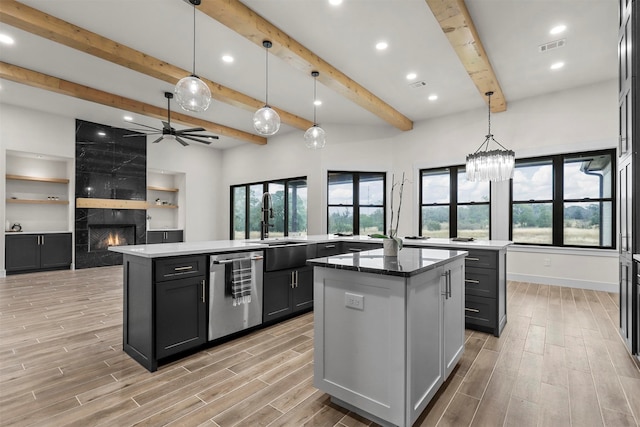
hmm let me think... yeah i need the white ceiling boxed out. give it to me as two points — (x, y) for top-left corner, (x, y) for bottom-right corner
(0, 0), (618, 150)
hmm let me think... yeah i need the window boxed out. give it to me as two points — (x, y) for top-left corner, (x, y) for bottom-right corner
(327, 171), (385, 235)
(510, 150), (615, 248)
(420, 166), (491, 239)
(231, 177), (307, 239)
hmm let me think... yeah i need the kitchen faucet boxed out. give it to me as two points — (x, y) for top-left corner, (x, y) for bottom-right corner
(260, 192), (274, 240)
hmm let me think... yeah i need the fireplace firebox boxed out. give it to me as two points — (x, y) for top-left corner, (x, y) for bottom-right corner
(89, 224), (135, 251)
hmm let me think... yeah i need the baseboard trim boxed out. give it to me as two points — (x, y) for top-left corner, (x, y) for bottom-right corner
(507, 273), (617, 293)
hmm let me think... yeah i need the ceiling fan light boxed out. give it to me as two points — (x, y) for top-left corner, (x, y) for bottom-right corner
(174, 75), (211, 112)
(304, 125), (326, 149)
(253, 106), (281, 136)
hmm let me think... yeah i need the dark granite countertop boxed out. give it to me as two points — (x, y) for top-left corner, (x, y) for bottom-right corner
(307, 247), (468, 277)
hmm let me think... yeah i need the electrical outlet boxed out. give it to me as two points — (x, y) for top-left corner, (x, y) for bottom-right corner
(345, 292), (364, 310)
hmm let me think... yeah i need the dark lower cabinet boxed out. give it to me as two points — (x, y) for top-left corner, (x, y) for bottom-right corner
(147, 230), (183, 244)
(156, 275), (207, 359)
(263, 266), (313, 322)
(5, 233), (72, 274)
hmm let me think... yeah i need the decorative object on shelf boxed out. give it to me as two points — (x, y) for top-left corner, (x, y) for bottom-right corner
(11, 223), (22, 232)
(304, 71), (326, 149)
(465, 91), (515, 182)
(253, 40), (281, 136)
(125, 92), (219, 146)
(174, 0), (211, 112)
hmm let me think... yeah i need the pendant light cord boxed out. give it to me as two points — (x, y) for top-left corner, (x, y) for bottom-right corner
(313, 76), (317, 125)
(265, 45), (269, 106)
(192, 2), (196, 76)
(486, 91), (492, 137)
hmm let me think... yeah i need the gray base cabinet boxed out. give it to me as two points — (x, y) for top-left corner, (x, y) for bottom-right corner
(5, 233), (72, 274)
(147, 230), (183, 244)
(123, 254), (207, 371)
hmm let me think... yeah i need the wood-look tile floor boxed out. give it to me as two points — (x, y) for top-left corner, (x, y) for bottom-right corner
(1, 267), (639, 427)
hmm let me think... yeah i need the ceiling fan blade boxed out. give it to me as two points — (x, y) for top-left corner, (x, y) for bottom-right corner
(151, 136), (164, 144)
(175, 127), (206, 133)
(161, 121), (171, 130)
(180, 135), (217, 145)
(175, 136), (189, 146)
(129, 121), (161, 131)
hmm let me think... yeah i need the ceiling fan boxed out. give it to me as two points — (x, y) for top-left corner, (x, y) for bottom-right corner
(125, 92), (219, 146)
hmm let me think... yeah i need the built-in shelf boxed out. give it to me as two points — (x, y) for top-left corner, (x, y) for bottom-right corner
(76, 198), (147, 209)
(6, 174), (69, 184)
(147, 186), (178, 192)
(7, 198), (69, 205)
(148, 204), (178, 209)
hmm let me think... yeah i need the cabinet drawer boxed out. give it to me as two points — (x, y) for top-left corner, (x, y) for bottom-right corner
(465, 267), (497, 298)
(342, 242), (382, 253)
(465, 250), (497, 269)
(155, 256), (206, 282)
(464, 295), (496, 329)
(316, 242), (344, 257)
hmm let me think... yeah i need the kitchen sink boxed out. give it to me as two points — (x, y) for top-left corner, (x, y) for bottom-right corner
(263, 242), (310, 272)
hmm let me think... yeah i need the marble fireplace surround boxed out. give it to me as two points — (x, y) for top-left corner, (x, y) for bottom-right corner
(74, 119), (147, 269)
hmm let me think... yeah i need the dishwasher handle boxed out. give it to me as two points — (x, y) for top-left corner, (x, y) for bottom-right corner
(212, 256), (263, 264)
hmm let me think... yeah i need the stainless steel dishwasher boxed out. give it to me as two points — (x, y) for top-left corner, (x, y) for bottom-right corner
(209, 251), (263, 341)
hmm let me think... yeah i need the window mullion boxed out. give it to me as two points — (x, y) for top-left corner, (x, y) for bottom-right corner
(450, 167), (458, 238)
(553, 155), (564, 245)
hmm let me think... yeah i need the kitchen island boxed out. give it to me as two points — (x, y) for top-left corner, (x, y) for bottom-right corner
(308, 247), (467, 427)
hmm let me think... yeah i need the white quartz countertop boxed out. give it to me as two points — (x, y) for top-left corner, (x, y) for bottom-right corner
(634, 254), (640, 263)
(108, 234), (512, 258)
(5, 231), (71, 235)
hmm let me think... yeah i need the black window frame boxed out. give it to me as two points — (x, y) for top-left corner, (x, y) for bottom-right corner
(509, 149), (616, 249)
(419, 165), (492, 238)
(230, 176), (307, 240)
(327, 171), (386, 235)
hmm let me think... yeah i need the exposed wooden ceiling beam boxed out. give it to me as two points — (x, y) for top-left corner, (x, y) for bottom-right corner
(0, 61), (267, 145)
(425, 0), (506, 112)
(0, 0), (311, 131)
(198, 0), (414, 132)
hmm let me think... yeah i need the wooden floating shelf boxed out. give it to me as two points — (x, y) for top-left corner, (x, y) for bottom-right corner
(147, 186), (178, 192)
(148, 204), (178, 209)
(76, 198), (147, 210)
(7, 199), (69, 205)
(6, 174), (69, 184)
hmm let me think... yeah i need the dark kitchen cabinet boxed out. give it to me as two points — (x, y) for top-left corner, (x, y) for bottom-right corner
(618, 0), (639, 358)
(263, 266), (313, 323)
(122, 254), (207, 371)
(5, 233), (72, 274)
(316, 241), (344, 257)
(342, 241), (383, 253)
(147, 230), (183, 244)
(156, 275), (207, 360)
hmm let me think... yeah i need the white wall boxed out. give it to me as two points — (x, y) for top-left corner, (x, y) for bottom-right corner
(221, 80), (620, 291)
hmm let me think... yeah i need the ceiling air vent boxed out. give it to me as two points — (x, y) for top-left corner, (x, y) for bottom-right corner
(408, 81), (427, 89)
(538, 38), (566, 53)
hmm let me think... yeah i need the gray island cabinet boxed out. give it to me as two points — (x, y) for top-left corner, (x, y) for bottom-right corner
(308, 247), (467, 427)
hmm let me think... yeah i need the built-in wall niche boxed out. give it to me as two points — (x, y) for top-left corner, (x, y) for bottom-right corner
(146, 170), (185, 231)
(5, 151), (73, 233)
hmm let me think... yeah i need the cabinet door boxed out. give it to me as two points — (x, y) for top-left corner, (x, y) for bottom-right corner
(263, 270), (293, 322)
(165, 230), (183, 243)
(443, 259), (465, 378)
(5, 234), (40, 272)
(40, 233), (72, 269)
(620, 257), (634, 349)
(155, 276), (207, 359)
(146, 231), (164, 244)
(292, 267), (313, 313)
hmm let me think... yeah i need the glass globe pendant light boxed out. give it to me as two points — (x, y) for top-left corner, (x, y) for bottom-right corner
(174, 0), (211, 113)
(253, 40), (281, 136)
(304, 71), (326, 149)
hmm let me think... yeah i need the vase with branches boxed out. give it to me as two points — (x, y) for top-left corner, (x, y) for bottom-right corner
(372, 172), (407, 256)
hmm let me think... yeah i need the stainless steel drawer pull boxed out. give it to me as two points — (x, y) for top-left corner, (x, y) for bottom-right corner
(174, 266), (193, 271)
(213, 257), (254, 264)
(465, 279), (480, 284)
(349, 248), (362, 252)
(466, 257), (480, 261)
(465, 308), (480, 313)
(325, 244), (336, 249)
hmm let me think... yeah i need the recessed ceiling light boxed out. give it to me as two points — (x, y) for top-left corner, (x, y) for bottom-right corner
(97, 131), (106, 136)
(329, 0), (343, 5)
(222, 55), (234, 63)
(375, 41), (388, 50)
(550, 61), (565, 70)
(550, 25), (566, 35)
(314, 100), (322, 106)
(123, 115), (133, 121)
(428, 94), (438, 101)
(0, 33), (15, 45)
(406, 72), (417, 80)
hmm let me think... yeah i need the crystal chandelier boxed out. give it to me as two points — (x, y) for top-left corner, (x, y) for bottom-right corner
(304, 71), (326, 149)
(253, 41), (281, 136)
(466, 91), (514, 182)
(174, 0), (211, 113)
